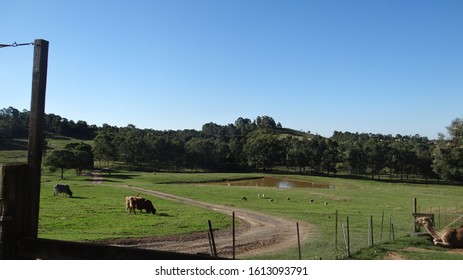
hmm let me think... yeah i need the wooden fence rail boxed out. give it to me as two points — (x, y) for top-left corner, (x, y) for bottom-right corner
(18, 238), (225, 260)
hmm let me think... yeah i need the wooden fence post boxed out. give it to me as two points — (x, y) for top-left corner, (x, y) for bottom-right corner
(232, 211), (235, 260)
(380, 211), (384, 242)
(389, 216), (395, 241)
(346, 217), (351, 257)
(208, 220), (217, 257)
(335, 210), (338, 250)
(438, 207), (441, 230)
(296, 222), (301, 260)
(25, 39), (48, 239)
(368, 216), (374, 247)
(413, 197), (419, 232)
(1, 39), (47, 260)
(0, 164), (30, 259)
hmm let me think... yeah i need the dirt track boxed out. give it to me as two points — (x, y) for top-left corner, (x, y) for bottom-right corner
(111, 185), (319, 259)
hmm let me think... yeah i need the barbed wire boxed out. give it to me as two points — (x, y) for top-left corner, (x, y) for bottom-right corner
(0, 41), (34, 48)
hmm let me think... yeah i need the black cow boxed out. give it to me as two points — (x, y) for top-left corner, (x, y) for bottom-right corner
(54, 184), (73, 197)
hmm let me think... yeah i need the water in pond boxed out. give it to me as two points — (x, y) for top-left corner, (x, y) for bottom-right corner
(221, 177), (333, 189)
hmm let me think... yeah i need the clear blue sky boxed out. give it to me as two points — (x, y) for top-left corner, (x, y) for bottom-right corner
(1, 0), (462, 139)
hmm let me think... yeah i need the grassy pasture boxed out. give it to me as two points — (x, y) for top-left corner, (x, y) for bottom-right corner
(37, 169), (463, 260)
(39, 173), (232, 241)
(133, 174), (463, 259)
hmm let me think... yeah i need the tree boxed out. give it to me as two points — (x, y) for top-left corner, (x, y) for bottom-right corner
(45, 150), (76, 179)
(305, 135), (326, 173)
(364, 138), (390, 179)
(243, 129), (284, 170)
(235, 117), (255, 136)
(389, 138), (417, 180)
(185, 138), (214, 171)
(0, 107), (29, 139)
(413, 138), (436, 180)
(113, 125), (148, 165)
(202, 122), (223, 138)
(433, 118), (463, 181)
(321, 139), (340, 174)
(256, 116), (277, 129)
(345, 141), (368, 175)
(285, 137), (312, 173)
(285, 137), (305, 172)
(94, 130), (117, 165)
(65, 142), (94, 175)
(228, 138), (246, 169)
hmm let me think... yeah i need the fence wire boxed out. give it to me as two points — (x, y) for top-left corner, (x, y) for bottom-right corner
(333, 206), (463, 258)
(0, 42), (34, 48)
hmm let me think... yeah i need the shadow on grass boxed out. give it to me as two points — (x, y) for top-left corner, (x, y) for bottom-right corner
(53, 196), (88, 199)
(157, 213), (173, 217)
(70, 196), (88, 199)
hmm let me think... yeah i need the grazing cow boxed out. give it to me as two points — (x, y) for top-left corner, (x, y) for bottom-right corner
(54, 184), (73, 197)
(126, 196), (142, 212)
(126, 197), (156, 215)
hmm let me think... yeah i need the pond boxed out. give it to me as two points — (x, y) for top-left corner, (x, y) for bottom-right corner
(218, 177), (334, 189)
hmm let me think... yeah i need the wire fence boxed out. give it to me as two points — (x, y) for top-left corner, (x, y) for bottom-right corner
(0, 41), (34, 48)
(333, 205), (463, 258)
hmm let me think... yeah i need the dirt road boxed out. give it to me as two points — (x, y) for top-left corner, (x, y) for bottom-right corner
(112, 185), (319, 259)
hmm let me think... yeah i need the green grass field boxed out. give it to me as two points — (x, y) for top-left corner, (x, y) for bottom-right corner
(39, 173), (233, 241)
(3, 138), (463, 259)
(37, 168), (463, 260)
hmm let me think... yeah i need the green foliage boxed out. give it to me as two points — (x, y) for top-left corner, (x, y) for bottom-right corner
(433, 118), (463, 181)
(45, 142), (94, 178)
(93, 130), (117, 164)
(4, 105), (463, 182)
(243, 129), (285, 170)
(45, 149), (75, 179)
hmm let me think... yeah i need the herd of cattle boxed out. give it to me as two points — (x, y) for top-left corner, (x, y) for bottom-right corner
(54, 184), (156, 215)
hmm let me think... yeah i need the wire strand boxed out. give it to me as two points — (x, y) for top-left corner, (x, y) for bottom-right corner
(0, 41), (34, 48)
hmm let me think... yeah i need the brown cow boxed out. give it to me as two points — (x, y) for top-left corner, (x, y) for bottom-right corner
(126, 196), (156, 215)
(125, 196), (142, 213)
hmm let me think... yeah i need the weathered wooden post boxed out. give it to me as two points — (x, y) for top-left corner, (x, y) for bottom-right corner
(368, 216), (374, 247)
(232, 211), (235, 259)
(346, 217), (351, 257)
(389, 216), (395, 241)
(335, 210), (338, 250)
(25, 39), (48, 239)
(208, 220), (217, 257)
(413, 197), (419, 233)
(0, 164), (30, 259)
(296, 222), (301, 260)
(438, 206), (441, 230)
(0, 39), (48, 259)
(380, 211), (384, 242)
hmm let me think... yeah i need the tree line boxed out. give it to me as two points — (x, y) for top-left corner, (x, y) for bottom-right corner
(0, 106), (97, 142)
(1, 106), (463, 182)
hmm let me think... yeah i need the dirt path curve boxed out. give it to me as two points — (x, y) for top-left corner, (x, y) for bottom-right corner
(113, 185), (319, 259)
